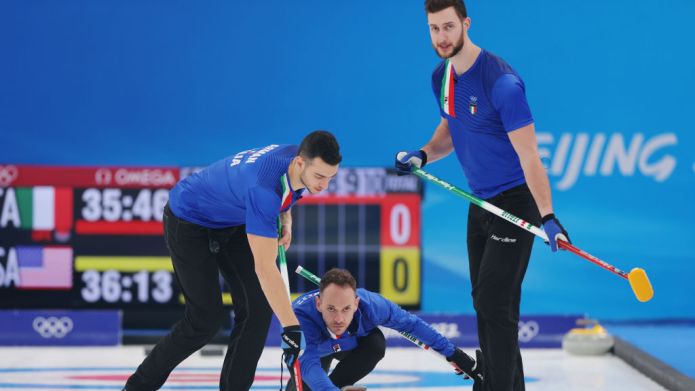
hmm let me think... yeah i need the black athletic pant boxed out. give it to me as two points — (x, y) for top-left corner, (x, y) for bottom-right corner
(125, 205), (273, 391)
(285, 328), (386, 391)
(467, 184), (540, 391)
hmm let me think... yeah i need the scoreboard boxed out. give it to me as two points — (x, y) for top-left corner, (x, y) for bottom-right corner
(0, 166), (176, 310)
(287, 168), (422, 306)
(0, 165), (423, 319)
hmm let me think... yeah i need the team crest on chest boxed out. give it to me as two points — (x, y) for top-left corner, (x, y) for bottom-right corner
(469, 96), (478, 115)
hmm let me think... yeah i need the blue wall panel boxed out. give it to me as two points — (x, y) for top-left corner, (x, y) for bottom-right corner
(1, 0), (693, 319)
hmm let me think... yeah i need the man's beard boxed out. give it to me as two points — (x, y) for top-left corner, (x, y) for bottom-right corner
(434, 33), (464, 59)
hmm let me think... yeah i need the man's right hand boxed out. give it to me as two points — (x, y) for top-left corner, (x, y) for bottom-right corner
(395, 150), (427, 175)
(281, 325), (305, 369)
(541, 214), (570, 252)
(447, 347), (484, 382)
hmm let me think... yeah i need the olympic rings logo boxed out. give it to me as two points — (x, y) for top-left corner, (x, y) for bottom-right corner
(517, 320), (540, 342)
(32, 316), (74, 338)
(0, 165), (18, 187)
(94, 168), (112, 185)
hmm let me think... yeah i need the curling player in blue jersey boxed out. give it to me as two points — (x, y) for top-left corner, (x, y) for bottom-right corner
(124, 131), (341, 391)
(395, 1), (571, 390)
(285, 268), (483, 391)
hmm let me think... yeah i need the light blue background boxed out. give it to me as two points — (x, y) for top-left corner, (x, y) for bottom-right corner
(1, 0), (693, 320)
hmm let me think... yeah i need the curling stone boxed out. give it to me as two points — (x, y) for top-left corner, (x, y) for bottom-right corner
(562, 319), (614, 356)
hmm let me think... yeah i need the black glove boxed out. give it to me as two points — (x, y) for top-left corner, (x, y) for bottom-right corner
(395, 150), (427, 175)
(541, 213), (571, 252)
(281, 325), (305, 370)
(447, 347), (484, 382)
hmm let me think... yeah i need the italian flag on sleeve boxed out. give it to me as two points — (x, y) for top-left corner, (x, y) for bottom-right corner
(440, 59), (456, 118)
(280, 174), (292, 211)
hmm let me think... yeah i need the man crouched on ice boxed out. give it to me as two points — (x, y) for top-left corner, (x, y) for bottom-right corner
(285, 268), (483, 391)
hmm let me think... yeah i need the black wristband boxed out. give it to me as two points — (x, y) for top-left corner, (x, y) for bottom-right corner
(541, 213), (556, 224)
(283, 325), (301, 333)
(418, 149), (428, 167)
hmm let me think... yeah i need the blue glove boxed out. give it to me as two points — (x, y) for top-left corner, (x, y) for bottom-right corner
(281, 325), (305, 370)
(542, 214), (570, 252)
(395, 150), (428, 175)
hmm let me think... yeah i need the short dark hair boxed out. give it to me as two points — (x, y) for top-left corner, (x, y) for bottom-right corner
(298, 130), (342, 166)
(424, 0), (467, 19)
(319, 268), (357, 294)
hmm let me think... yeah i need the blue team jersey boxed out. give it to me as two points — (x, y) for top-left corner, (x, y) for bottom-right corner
(168, 144), (304, 237)
(293, 288), (455, 391)
(432, 49), (534, 199)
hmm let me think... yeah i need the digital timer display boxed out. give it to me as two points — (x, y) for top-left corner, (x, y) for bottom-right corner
(0, 164), (423, 313)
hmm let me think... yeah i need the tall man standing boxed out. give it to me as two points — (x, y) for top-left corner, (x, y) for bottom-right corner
(396, 1), (570, 390)
(125, 131), (342, 391)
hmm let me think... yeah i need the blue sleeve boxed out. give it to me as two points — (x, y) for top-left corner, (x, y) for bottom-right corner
(298, 345), (339, 391)
(364, 291), (456, 358)
(490, 73), (534, 132)
(244, 186), (280, 238)
(296, 309), (340, 391)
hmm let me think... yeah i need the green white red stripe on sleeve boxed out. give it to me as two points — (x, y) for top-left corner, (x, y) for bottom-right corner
(440, 59), (456, 118)
(280, 173), (292, 211)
